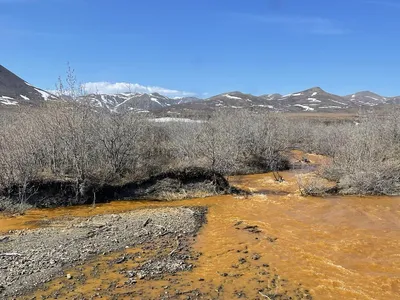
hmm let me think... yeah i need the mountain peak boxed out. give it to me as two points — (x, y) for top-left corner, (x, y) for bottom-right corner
(0, 65), (57, 105)
(354, 91), (381, 97)
(344, 90), (387, 105)
(304, 86), (326, 93)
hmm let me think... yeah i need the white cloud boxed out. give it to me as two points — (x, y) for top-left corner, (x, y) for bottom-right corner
(82, 82), (196, 97)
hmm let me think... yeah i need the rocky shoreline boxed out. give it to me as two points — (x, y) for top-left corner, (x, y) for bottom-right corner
(0, 206), (207, 298)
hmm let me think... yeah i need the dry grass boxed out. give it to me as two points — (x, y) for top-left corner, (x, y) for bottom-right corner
(285, 111), (358, 121)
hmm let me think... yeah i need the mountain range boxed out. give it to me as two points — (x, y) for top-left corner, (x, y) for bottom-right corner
(1, 64), (400, 113)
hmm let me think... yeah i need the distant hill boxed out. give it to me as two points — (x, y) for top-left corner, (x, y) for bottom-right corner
(344, 91), (387, 106)
(78, 92), (201, 113)
(271, 87), (354, 112)
(156, 87), (400, 114)
(0, 65), (57, 106)
(1, 64), (400, 113)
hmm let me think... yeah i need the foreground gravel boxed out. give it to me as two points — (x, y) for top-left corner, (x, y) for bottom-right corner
(0, 206), (206, 298)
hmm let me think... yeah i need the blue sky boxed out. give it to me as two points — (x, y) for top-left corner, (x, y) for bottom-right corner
(1, 0), (400, 97)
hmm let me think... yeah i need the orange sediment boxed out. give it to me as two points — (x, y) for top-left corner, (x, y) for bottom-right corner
(1, 156), (399, 299)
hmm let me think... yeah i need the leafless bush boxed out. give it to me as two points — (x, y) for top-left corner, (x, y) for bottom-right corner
(320, 110), (400, 195)
(3, 93), (400, 209)
(165, 110), (290, 174)
(0, 102), (152, 203)
(296, 174), (336, 196)
(0, 197), (32, 214)
(0, 66), (291, 206)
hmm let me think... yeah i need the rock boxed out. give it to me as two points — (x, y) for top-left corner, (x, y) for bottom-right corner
(66, 274), (73, 280)
(238, 258), (247, 264)
(137, 272), (146, 279)
(0, 236), (10, 243)
(252, 254), (261, 260)
(115, 256), (126, 264)
(243, 225), (261, 234)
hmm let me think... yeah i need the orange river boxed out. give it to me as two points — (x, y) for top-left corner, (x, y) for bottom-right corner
(1, 159), (399, 299)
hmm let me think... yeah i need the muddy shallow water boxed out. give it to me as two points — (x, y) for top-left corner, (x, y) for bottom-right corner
(1, 167), (400, 299)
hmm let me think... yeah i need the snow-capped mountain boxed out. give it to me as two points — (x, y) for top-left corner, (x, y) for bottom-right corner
(0, 65), (57, 106)
(270, 87), (355, 112)
(163, 87), (400, 113)
(2, 64), (400, 113)
(206, 92), (275, 109)
(344, 91), (387, 106)
(78, 92), (201, 112)
(161, 87), (357, 113)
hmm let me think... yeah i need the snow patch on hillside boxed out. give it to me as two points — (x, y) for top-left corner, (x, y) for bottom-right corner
(150, 97), (163, 106)
(150, 117), (204, 123)
(255, 104), (274, 109)
(308, 98), (321, 103)
(34, 88), (53, 100)
(224, 94), (242, 100)
(319, 106), (342, 109)
(330, 99), (347, 106)
(0, 96), (18, 105)
(294, 104), (314, 111)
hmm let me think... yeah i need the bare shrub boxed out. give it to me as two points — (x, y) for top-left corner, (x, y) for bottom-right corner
(95, 112), (147, 180)
(0, 197), (32, 214)
(296, 174), (336, 196)
(321, 110), (400, 195)
(4, 85), (400, 210)
(163, 110), (290, 174)
(0, 102), (150, 204)
(193, 109), (290, 174)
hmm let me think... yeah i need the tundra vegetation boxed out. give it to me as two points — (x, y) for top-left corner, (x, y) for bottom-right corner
(0, 104), (290, 209)
(294, 108), (400, 195)
(0, 93), (399, 211)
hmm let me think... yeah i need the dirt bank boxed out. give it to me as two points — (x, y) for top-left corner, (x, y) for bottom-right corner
(1, 167), (236, 209)
(0, 206), (207, 298)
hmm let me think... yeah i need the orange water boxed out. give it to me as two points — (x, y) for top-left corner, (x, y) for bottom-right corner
(2, 162), (400, 299)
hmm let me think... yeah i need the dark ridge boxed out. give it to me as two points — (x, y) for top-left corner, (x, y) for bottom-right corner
(0, 65), (57, 103)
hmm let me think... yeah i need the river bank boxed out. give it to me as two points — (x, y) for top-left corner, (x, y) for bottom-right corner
(0, 206), (206, 298)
